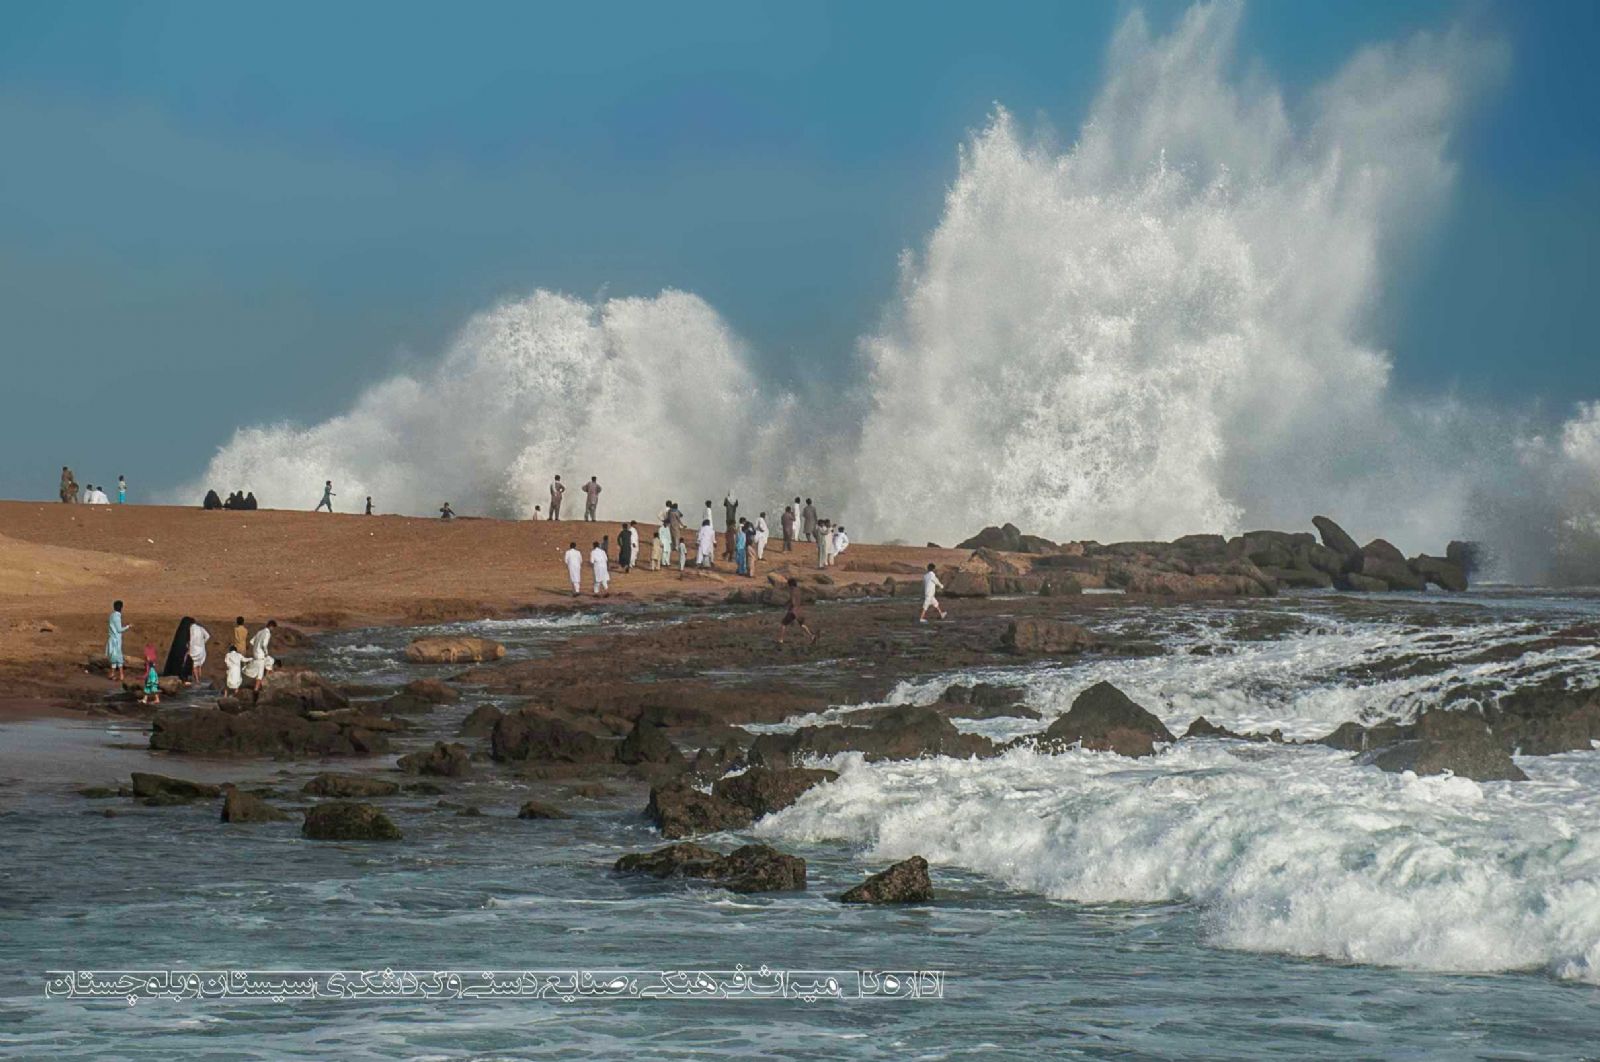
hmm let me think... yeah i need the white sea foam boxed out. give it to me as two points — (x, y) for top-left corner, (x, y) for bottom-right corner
(759, 744), (1600, 981)
(177, 3), (1600, 582)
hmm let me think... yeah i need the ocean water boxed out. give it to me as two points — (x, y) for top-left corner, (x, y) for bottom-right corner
(3, 590), (1599, 1060)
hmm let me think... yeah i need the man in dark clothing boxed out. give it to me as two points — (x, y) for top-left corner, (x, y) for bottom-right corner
(777, 577), (817, 645)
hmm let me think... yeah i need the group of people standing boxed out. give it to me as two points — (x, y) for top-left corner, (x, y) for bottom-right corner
(60, 468), (126, 505)
(105, 601), (277, 704)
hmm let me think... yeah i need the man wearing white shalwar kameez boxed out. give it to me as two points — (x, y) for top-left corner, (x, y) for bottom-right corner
(244, 622), (276, 690)
(695, 520), (715, 568)
(754, 514), (769, 560)
(590, 544), (610, 595)
(563, 544), (583, 596)
(187, 621), (211, 687)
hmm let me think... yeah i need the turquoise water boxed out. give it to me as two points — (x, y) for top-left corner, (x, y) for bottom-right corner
(3, 594), (1599, 1060)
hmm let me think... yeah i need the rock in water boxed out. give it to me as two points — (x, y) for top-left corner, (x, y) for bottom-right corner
(711, 766), (837, 818)
(748, 705), (994, 767)
(614, 842), (806, 893)
(1359, 710), (1527, 782)
(1001, 618), (1098, 654)
(1410, 555), (1468, 592)
(517, 800), (569, 820)
(403, 636), (505, 664)
(840, 856), (933, 904)
(302, 802), (403, 841)
(457, 704), (505, 738)
(302, 773), (400, 798)
(1034, 682), (1175, 758)
(131, 772), (222, 804)
(615, 718), (686, 766)
(398, 741), (472, 777)
(645, 782), (754, 838)
(1312, 515), (1361, 558)
(490, 709), (615, 763)
(1485, 679), (1600, 756)
(220, 787), (290, 823)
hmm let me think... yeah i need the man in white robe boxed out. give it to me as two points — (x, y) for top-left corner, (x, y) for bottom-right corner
(188, 621), (211, 686)
(590, 541), (611, 594)
(754, 513), (770, 560)
(244, 621), (276, 690)
(563, 543), (583, 595)
(695, 520), (716, 568)
(920, 564), (947, 622)
(224, 647), (246, 693)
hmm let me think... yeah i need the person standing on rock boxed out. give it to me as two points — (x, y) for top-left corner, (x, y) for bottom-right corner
(734, 520), (750, 577)
(223, 643), (245, 694)
(618, 522), (634, 573)
(187, 619), (212, 688)
(777, 577), (817, 645)
(549, 476), (566, 520)
(815, 519), (829, 569)
(920, 563), (947, 623)
(590, 540), (611, 596)
(563, 542), (583, 595)
(232, 617), (249, 656)
(105, 600), (131, 682)
(653, 519), (669, 571)
(117, 475), (127, 504)
(696, 519), (716, 569)
(244, 620), (276, 690)
(583, 476), (602, 521)
(754, 512), (770, 561)
(722, 495), (739, 561)
(781, 505), (795, 552)
(802, 498), (817, 542)
(315, 480), (336, 513)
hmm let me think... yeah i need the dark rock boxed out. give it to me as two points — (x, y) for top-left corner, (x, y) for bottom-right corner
(1034, 682), (1174, 758)
(1001, 618), (1098, 654)
(397, 741), (472, 777)
(302, 772), (400, 798)
(220, 786), (290, 823)
(711, 766), (838, 818)
(1447, 540), (1482, 577)
(1410, 555), (1468, 592)
(1485, 680), (1600, 756)
(1182, 716), (1267, 742)
(645, 782), (754, 839)
(749, 705), (994, 767)
(1260, 567), (1334, 590)
(150, 704), (389, 759)
(1333, 572), (1391, 593)
(1349, 553), (1427, 591)
(1359, 539), (1408, 566)
(956, 524), (1024, 552)
(402, 678), (460, 703)
(1300, 542), (1348, 575)
(689, 737), (747, 777)
(840, 856), (933, 904)
(255, 671), (350, 713)
(1312, 515), (1361, 557)
(1311, 720), (1415, 752)
(302, 802), (403, 840)
(942, 683), (1025, 710)
(131, 772), (222, 803)
(616, 718), (686, 766)
(75, 786), (121, 799)
(490, 709), (615, 764)
(614, 842), (806, 893)
(517, 800), (569, 820)
(458, 704), (505, 737)
(941, 571), (991, 598)
(456, 805), (483, 817)
(1359, 710), (1527, 782)
(403, 636), (505, 664)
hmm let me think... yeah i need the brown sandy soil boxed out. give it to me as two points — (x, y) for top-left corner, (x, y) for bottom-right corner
(0, 500), (969, 707)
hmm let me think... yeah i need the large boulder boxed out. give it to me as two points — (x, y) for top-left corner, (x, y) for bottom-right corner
(220, 786), (290, 823)
(956, 524), (1024, 552)
(940, 571), (991, 598)
(1358, 710), (1527, 782)
(150, 705), (390, 758)
(1348, 553), (1426, 592)
(1001, 619), (1097, 655)
(255, 670), (350, 713)
(1485, 680), (1600, 756)
(748, 705), (994, 767)
(614, 842), (806, 893)
(1409, 555), (1468, 592)
(302, 773), (400, 798)
(1334, 572), (1391, 593)
(131, 772), (222, 805)
(615, 718), (686, 767)
(403, 636), (505, 665)
(1260, 567), (1334, 590)
(517, 800), (569, 820)
(301, 802), (403, 840)
(490, 709), (615, 764)
(1034, 682), (1175, 758)
(1312, 515), (1361, 558)
(397, 741), (472, 777)
(711, 767), (837, 818)
(645, 782), (753, 838)
(457, 704), (506, 738)
(840, 856), (933, 904)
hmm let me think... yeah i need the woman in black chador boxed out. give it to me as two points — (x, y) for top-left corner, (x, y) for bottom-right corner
(162, 617), (196, 680)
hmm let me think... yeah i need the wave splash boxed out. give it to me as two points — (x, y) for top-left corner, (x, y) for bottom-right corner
(181, 3), (1598, 580)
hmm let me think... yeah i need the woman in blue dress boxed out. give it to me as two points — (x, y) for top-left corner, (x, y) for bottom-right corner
(105, 600), (131, 682)
(734, 523), (749, 577)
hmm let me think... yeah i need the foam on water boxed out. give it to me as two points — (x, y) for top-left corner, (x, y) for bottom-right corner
(760, 744), (1600, 981)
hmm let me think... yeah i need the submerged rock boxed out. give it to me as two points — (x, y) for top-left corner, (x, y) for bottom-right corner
(645, 782), (754, 839)
(748, 705), (994, 767)
(150, 701), (390, 759)
(490, 709), (615, 764)
(301, 802), (402, 841)
(1033, 682), (1175, 758)
(403, 636), (505, 665)
(517, 800), (569, 820)
(398, 741), (472, 777)
(1001, 618), (1097, 655)
(614, 842), (806, 893)
(1485, 680), (1600, 756)
(220, 786), (290, 823)
(615, 717), (686, 767)
(302, 772), (400, 798)
(130, 772), (221, 804)
(457, 704), (505, 738)
(1182, 716), (1269, 742)
(840, 856), (933, 904)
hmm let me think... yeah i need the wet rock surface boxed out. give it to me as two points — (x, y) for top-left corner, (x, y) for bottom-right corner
(1033, 682), (1175, 758)
(403, 636), (505, 664)
(840, 856), (933, 904)
(614, 842), (806, 893)
(221, 786), (290, 823)
(302, 802), (402, 841)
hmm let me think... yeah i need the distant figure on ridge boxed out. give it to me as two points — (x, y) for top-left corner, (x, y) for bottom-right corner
(59, 466), (77, 503)
(583, 476), (602, 521)
(315, 480), (335, 513)
(439, 502), (455, 520)
(203, 489), (223, 511)
(549, 475), (565, 520)
(365, 496), (373, 515)
(117, 475), (127, 504)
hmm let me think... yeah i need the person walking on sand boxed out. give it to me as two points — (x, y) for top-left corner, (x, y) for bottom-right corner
(920, 563), (947, 622)
(315, 480), (335, 512)
(117, 475), (127, 504)
(590, 540), (611, 595)
(696, 519), (716, 569)
(244, 620), (277, 690)
(105, 600), (131, 681)
(754, 512), (770, 561)
(187, 619), (212, 688)
(781, 505), (795, 552)
(563, 542), (583, 595)
(802, 498), (817, 542)
(549, 476), (566, 519)
(583, 476), (602, 521)
(777, 577), (818, 645)
(676, 534), (688, 572)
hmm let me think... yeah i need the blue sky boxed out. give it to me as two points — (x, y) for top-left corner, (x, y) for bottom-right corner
(0, 0), (1596, 501)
